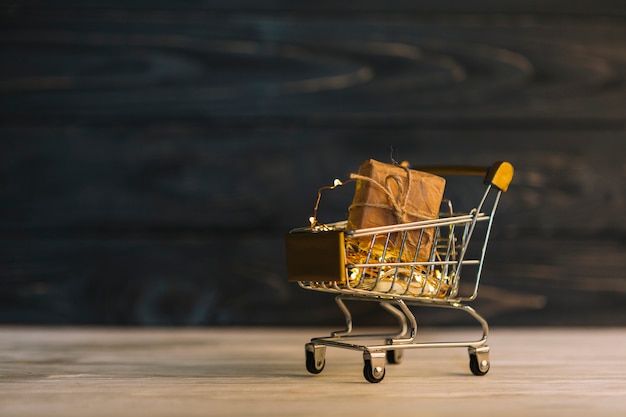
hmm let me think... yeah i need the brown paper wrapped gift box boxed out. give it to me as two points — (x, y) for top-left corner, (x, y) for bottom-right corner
(347, 159), (446, 262)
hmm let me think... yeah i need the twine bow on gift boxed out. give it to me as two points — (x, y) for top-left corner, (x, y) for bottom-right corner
(349, 164), (432, 225)
(309, 162), (435, 230)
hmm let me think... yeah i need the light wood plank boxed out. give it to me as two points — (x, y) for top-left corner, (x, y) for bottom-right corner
(0, 327), (625, 416)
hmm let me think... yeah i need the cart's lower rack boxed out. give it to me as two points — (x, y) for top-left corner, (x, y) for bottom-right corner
(304, 295), (491, 383)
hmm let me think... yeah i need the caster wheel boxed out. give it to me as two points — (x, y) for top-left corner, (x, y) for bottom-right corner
(305, 345), (325, 374)
(363, 359), (385, 383)
(469, 353), (490, 376)
(386, 349), (403, 364)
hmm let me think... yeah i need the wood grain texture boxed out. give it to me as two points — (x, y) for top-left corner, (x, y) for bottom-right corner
(0, 326), (625, 417)
(1, 1), (625, 326)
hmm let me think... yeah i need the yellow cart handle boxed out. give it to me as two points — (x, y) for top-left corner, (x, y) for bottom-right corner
(484, 161), (514, 192)
(414, 161), (514, 192)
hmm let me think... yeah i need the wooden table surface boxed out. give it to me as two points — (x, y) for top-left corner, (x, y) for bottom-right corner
(1, 326), (625, 416)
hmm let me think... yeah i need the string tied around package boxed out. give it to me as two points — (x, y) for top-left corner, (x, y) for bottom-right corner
(348, 164), (431, 225)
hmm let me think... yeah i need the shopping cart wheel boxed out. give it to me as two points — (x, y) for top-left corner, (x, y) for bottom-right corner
(468, 347), (490, 376)
(363, 360), (386, 383)
(305, 343), (326, 374)
(386, 349), (403, 365)
(363, 351), (386, 383)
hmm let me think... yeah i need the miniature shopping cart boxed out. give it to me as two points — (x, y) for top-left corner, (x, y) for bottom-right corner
(285, 161), (514, 383)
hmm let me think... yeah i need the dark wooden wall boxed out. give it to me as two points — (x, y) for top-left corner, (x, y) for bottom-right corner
(2, 1), (625, 327)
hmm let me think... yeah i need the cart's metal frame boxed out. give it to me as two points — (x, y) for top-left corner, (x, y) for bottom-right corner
(287, 161), (514, 382)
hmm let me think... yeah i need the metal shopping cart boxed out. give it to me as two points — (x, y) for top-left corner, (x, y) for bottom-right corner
(285, 161), (514, 383)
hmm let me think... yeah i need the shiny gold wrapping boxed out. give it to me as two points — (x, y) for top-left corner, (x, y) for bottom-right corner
(344, 240), (456, 298)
